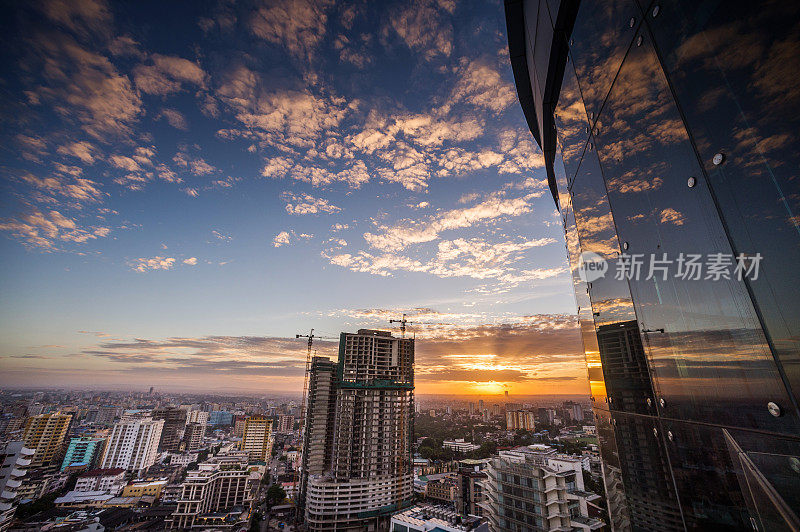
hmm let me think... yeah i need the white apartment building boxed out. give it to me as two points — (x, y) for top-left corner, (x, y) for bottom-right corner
(168, 462), (257, 529)
(74, 468), (126, 495)
(443, 439), (480, 453)
(0, 441), (35, 531)
(100, 416), (164, 472)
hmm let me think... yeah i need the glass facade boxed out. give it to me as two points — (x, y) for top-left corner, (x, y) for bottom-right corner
(505, 0), (800, 529)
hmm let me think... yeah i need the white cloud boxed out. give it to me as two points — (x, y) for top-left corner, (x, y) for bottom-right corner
(129, 256), (176, 272)
(281, 192), (342, 215)
(273, 230), (314, 248)
(183, 257), (198, 265)
(160, 108), (188, 130)
(249, 0), (334, 61)
(132, 54), (206, 96)
(363, 192), (538, 252)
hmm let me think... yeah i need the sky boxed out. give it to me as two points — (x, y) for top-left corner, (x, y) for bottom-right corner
(0, 0), (588, 396)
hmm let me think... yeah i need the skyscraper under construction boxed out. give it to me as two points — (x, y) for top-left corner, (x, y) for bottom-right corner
(300, 329), (414, 531)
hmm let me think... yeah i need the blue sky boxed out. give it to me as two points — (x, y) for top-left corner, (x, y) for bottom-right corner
(0, 0), (586, 395)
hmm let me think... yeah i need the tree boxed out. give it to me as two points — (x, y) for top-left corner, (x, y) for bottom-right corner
(266, 484), (287, 508)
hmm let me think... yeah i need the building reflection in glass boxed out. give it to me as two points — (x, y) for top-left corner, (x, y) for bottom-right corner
(505, 0), (800, 529)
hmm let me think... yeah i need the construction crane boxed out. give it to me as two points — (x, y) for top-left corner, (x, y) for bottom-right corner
(294, 329), (336, 518)
(388, 313), (449, 337)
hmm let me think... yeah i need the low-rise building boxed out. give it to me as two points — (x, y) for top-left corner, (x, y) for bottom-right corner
(75, 468), (127, 495)
(121, 479), (167, 498)
(167, 462), (257, 529)
(55, 490), (116, 508)
(424, 474), (458, 504)
(165, 452), (198, 467)
(390, 504), (488, 532)
(442, 439), (480, 453)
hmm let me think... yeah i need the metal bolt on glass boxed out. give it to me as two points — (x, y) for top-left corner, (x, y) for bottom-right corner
(622, 241), (629, 250)
(647, 398), (652, 407)
(713, 152), (725, 165)
(667, 431), (674, 442)
(767, 401), (782, 417)
(660, 398), (665, 408)
(637, 35), (643, 47)
(652, 5), (660, 17)
(653, 428), (658, 437)
(629, 17), (636, 28)
(687, 176), (697, 187)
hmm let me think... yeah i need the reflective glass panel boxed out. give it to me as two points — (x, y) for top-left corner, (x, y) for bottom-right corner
(593, 28), (799, 434)
(568, 0), (640, 123)
(646, 0), (800, 412)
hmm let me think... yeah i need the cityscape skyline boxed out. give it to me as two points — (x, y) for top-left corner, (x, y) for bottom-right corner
(0, 0), (588, 396)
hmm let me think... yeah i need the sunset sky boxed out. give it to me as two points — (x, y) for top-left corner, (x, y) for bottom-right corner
(0, 0), (587, 396)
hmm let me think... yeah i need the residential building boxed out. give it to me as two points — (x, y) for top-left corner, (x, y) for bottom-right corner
(166, 452), (198, 467)
(506, 0), (800, 528)
(390, 504), (488, 532)
(22, 412), (72, 469)
(443, 439), (479, 453)
(74, 468), (126, 495)
(239, 416), (273, 461)
(232, 416), (247, 439)
(121, 479), (167, 498)
(61, 436), (105, 471)
(54, 490), (115, 508)
(457, 459), (489, 518)
(100, 416), (164, 472)
(167, 462), (256, 529)
(276, 414), (294, 434)
(185, 410), (208, 427)
(85, 406), (119, 426)
(208, 410), (233, 426)
(482, 451), (603, 532)
(302, 330), (414, 531)
(506, 410), (536, 432)
(183, 422), (204, 451)
(152, 407), (186, 452)
(425, 475), (457, 504)
(0, 441), (34, 531)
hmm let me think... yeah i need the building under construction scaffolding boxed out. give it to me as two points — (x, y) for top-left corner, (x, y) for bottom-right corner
(300, 329), (415, 531)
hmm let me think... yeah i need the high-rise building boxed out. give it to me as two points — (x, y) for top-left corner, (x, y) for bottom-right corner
(505, 0), (800, 529)
(185, 410), (209, 426)
(0, 441), (35, 531)
(239, 416), (273, 461)
(60, 436), (105, 471)
(301, 330), (414, 531)
(276, 414), (294, 434)
(299, 356), (337, 510)
(233, 415), (247, 439)
(100, 415), (164, 472)
(22, 412), (72, 469)
(506, 410), (536, 432)
(152, 406), (187, 452)
(183, 422), (205, 451)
